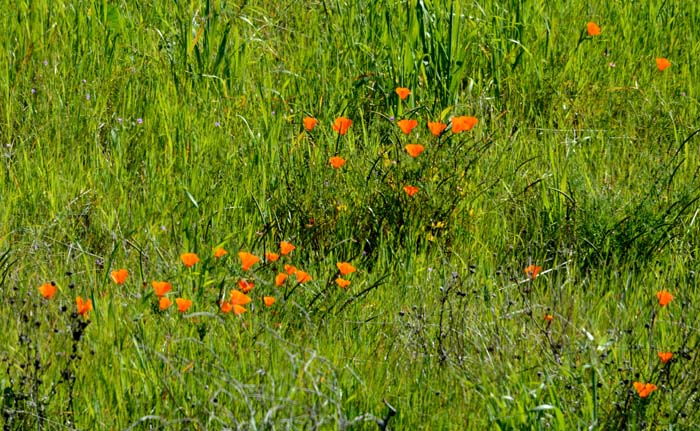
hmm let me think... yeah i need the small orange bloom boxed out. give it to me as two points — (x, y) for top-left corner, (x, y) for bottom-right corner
(159, 297), (172, 310)
(275, 272), (288, 286)
(586, 22), (601, 36)
(452, 116), (478, 133)
(265, 251), (280, 262)
(303, 116), (318, 131)
(295, 270), (312, 283)
(233, 304), (247, 315)
(524, 265), (542, 279)
(230, 289), (252, 306)
(658, 352), (673, 364)
(397, 119), (418, 135)
(656, 58), (671, 71)
(220, 301), (233, 313)
(544, 314), (554, 322)
(39, 282), (57, 299)
(403, 185), (419, 197)
(395, 87), (411, 100)
(427, 121), (447, 137)
(238, 279), (255, 293)
(405, 144), (424, 158)
(152, 281), (172, 297)
(336, 278), (351, 289)
(633, 382), (658, 398)
(181, 252), (199, 268)
(175, 298), (192, 313)
(329, 156), (347, 169)
(332, 117), (353, 135)
(263, 296), (276, 307)
(284, 264), (297, 275)
(76, 296), (93, 317)
(239, 251), (260, 271)
(656, 290), (673, 307)
(213, 247), (228, 259)
(336, 262), (356, 276)
(110, 269), (129, 285)
(280, 241), (296, 256)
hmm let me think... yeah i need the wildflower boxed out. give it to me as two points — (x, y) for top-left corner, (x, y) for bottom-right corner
(633, 382), (658, 398)
(397, 119), (418, 135)
(587, 22), (601, 36)
(263, 296), (276, 307)
(303, 116), (318, 131)
(405, 144), (425, 158)
(110, 269), (129, 285)
(239, 251), (260, 271)
(152, 281), (172, 297)
(175, 298), (192, 313)
(428, 121), (447, 137)
(238, 279), (255, 293)
(403, 185), (419, 197)
(284, 264), (297, 275)
(395, 87), (411, 100)
(213, 247), (228, 259)
(230, 289), (252, 306)
(336, 262), (356, 276)
(452, 116), (478, 133)
(332, 116), (352, 135)
(39, 282), (57, 299)
(181, 252), (199, 268)
(220, 301), (233, 313)
(296, 270), (312, 283)
(656, 290), (673, 307)
(336, 278), (351, 289)
(658, 352), (673, 364)
(159, 297), (172, 310)
(524, 265), (542, 280)
(656, 58), (671, 71)
(544, 314), (554, 322)
(76, 296), (93, 317)
(275, 272), (288, 286)
(280, 241), (296, 256)
(265, 251), (280, 262)
(233, 304), (247, 315)
(329, 156), (347, 169)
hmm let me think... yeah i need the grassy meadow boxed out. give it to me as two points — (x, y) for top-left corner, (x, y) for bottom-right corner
(2, 0), (700, 429)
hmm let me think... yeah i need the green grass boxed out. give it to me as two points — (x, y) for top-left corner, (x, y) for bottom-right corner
(2, 0), (700, 429)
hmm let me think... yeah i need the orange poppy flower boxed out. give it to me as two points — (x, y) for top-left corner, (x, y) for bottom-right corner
(303, 116), (318, 131)
(175, 298), (192, 313)
(428, 121), (447, 137)
(586, 22), (601, 36)
(239, 251), (260, 271)
(265, 251), (280, 262)
(336, 278), (351, 289)
(336, 262), (356, 275)
(397, 119), (418, 135)
(39, 282), (57, 299)
(452, 116), (478, 133)
(403, 185), (419, 197)
(280, 241), (296, 256)
(329, 156), (347, 169)
(76, 296), (93, 317)
(544, 314), (554, 322)
(275, 272), (288, 286)
(181, 252), (199, 268)
(213, 247), (228, 259)
(159, 297), (172, 311)
(658, 352), (673, 364)
(332, 117), (352, 135)
(295, 270), (312, 283)
(238, 279), (255, 293)
(395, 87), (411, 100)
(284, 264), (297, 275)
(230, 289), (252, 306)
(110, 269), (129, 285)
(152, 281), (172, 297)
(524, 265), (542, 279)
(263, 296), (276, 307)
(233, 304), (247, 315)
(656, 290), (673, 307)
(405, 144), (424, 158)
(220, 301), (233, 313)
(633, 382), (658, 398)
(656, 58), (671, 71)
